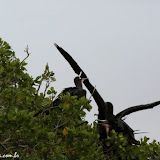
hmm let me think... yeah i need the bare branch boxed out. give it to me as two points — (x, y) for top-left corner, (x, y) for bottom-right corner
(21, 45), (30, 63)
(88, 85), (96, 101)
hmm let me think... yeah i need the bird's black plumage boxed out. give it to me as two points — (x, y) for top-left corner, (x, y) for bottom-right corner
(54, 43), (160, 147)
(54, 43), (108, 119)
(115, 101), (160, 120)
(53, 43), (137, 143)
(34, 76), (86, 117)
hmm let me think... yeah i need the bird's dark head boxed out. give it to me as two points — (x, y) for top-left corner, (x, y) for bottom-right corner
(105, 102), (114, 116)
(74, 77), (87, 88)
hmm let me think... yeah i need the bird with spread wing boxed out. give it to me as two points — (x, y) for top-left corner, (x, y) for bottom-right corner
(54, 43), (160, 147)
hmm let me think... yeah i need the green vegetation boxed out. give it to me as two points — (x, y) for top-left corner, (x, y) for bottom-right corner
(0, 38), (160, 159)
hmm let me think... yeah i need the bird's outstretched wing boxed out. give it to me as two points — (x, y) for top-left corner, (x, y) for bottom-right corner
(54, 43), (107, 118)
(116, 101), (160, 119)
(54, 44), (141, 145)
(54, 43), (85, 77)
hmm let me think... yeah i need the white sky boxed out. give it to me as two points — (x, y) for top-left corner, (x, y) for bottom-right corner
(1, 1), (160, 142)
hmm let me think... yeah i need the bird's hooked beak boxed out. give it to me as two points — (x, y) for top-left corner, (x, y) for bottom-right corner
(80, 78), (87, 89)
(81, 77), (88, 83)
(79, 71), (88, 84)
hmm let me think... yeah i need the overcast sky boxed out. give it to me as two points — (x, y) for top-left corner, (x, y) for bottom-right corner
(1, 1), (160, 142)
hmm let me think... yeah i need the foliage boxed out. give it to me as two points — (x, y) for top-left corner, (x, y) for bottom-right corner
(0, 38), (160, 160)
(105, 130), (160, 160)
(0, 38), (104, 159)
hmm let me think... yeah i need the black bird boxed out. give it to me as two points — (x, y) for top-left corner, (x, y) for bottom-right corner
(97, 102), (139, 145)
(34, 76), (87, 117)
(54, 43), (160, 147)
(98, 101), (160, 144)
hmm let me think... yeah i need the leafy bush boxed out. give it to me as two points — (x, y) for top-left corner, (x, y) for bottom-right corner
(0, 38), (104, 159)
(105, 130), (160, 160)
(0, 38), (160, 160)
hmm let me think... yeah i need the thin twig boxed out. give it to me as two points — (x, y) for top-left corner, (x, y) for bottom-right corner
(21, 45), (30, 63)
(0, 143), (7, 151)
(55, 113), (64, 136)
(88, 85), (96, 101)
(75, 121), (88, 128)
(79, 71), (82, 77)
(43, 80), (50, 98)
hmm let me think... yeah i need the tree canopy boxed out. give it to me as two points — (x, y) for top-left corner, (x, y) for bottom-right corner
(0, 38), (160, 159)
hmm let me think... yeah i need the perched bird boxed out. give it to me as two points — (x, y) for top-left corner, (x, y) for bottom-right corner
(98, 101), (160, 145)
(54, 43), (160, 148)
(62, 76), (87, 98)
(54, 43), (137, 144)
(34, 76), (87, 117)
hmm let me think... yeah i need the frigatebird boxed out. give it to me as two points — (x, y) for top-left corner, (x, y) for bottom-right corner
(34, 76), (87, 117)
(54, 43), (160, 147)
